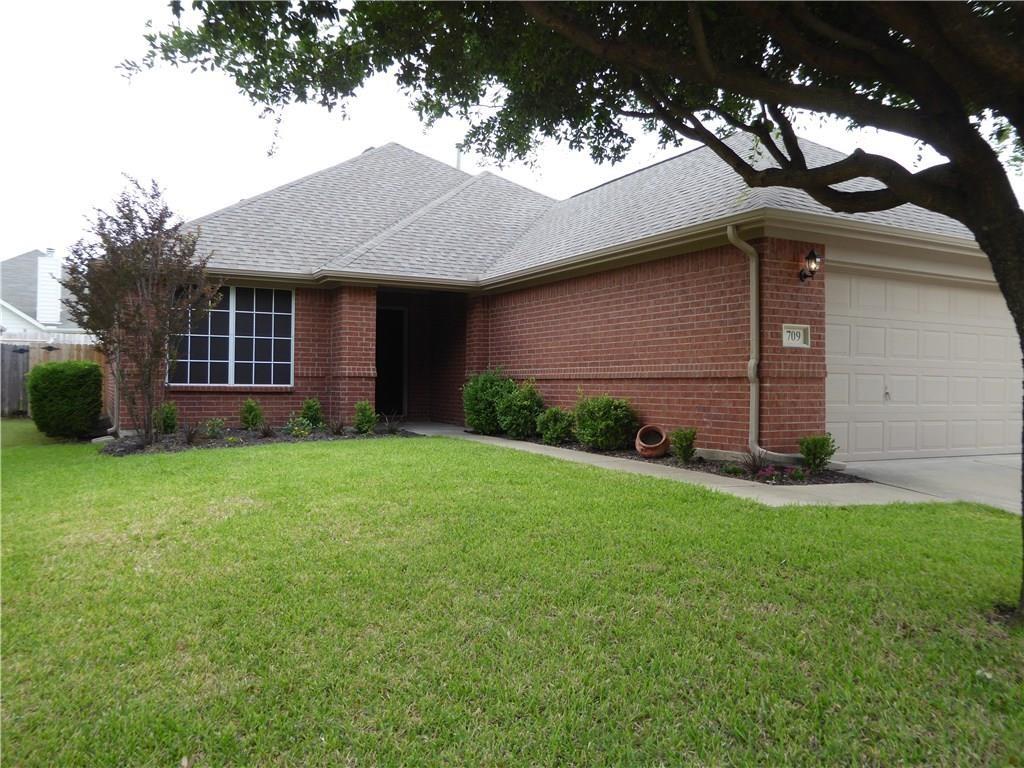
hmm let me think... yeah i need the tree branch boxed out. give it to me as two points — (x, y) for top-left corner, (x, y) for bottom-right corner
(519, 1), (944, 147)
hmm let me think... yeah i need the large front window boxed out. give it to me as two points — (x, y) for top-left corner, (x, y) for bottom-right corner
(168, 287), (294, 386)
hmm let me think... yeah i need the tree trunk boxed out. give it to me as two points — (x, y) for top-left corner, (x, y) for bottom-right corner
(970, 208), (1024, 620)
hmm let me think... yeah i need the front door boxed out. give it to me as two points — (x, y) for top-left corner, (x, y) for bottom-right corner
(375, 307), (407, 417)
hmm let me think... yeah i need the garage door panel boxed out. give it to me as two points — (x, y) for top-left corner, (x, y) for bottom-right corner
(920, 376), (948, 405)
(826, 372), (849, 406)
(980, 420), (1005, 448)
(887, 421), (917, 451)
(887, 282), (918, 313)
(855, 326), (886, 357)
(827, 269), (1021, 460)
(853, 421), (884, 454)
(920, 331), (950, 361)
(886, 327), (918, 358)
(826, 323), (851, 356)
(919, 421), (948, 450)
(980, 378), (1006, 405)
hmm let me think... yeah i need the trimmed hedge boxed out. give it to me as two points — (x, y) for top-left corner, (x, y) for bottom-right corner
(574, 394), (637, 451)
(463, 369), (516, 435)
(496, 379), (545, 439)
(26, 360), (103, 438)
(536, 406), (574, 445)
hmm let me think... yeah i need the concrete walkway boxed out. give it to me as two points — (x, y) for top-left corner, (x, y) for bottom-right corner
(404, 422), (940, 508)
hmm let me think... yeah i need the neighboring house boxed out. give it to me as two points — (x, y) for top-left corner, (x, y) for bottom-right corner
(1, 249), (93, 345)
(121, 135), (1020, 461)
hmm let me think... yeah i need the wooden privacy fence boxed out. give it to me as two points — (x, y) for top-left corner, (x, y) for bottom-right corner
(1, 343), (105, 416)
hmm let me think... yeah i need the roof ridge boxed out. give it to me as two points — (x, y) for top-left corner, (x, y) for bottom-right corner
(323, 172), (489, 272)
(187, 144), (397, 229)
(188, 142), (473, 230)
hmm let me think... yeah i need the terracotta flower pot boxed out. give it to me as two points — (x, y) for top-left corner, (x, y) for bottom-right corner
(635, 424), (669, 458)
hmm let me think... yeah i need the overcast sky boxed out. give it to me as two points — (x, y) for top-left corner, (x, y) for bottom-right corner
(4, 0), (1022, 259)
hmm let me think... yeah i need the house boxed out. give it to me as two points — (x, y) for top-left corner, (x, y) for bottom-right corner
(122, 135), (1021, 461)
(1, 249), (93, 345)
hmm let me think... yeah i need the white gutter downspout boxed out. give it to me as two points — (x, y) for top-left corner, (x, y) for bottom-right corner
(726, 225), (799, 464)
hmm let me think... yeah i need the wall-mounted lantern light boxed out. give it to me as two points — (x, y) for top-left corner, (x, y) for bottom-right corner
(799, 249), (822, 282)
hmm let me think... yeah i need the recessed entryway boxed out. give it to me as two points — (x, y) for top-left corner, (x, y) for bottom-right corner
(375, 307), (407, 417)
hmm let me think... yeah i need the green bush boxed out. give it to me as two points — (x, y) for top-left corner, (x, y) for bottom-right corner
(463, 369), (517, 435)
(300, 398), (324, 429)
(283, 414), (313, 438)
(670, 427), (697, 463)
(240, 398), (263, 430)
(573, 394), (637, 451)
(154, 401), (178, 435)
(353, 400), (378, 434)
(799, 433), (838, 473)
(204, 417), (226, 439)
(536, 406), (574, 445)
(496, 379), (544, 439)
(26, 360), (103, 438)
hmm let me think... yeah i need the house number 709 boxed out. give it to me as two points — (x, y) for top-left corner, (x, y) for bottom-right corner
(781, 324), (811, 348)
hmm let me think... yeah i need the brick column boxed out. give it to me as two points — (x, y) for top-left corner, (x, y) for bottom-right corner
(757, 238), (827, 452)
(464, 294), (490, 377)
(330, 286), (377, 422)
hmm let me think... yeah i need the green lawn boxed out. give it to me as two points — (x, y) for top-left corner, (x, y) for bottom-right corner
(2, 418), (1022, 766)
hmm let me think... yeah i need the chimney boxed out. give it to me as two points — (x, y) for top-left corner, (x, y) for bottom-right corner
(36, 248), (62, 326)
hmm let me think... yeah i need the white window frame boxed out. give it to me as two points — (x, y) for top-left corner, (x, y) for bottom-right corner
(167, 286), (295, 387)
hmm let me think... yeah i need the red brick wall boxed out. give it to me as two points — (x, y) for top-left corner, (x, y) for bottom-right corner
(148, 286), (377, 429)
(113, 238), (825, 451)
(331, 286), (377, 422)
(758, 238), (827, 451)
(466, 239), (826, 453)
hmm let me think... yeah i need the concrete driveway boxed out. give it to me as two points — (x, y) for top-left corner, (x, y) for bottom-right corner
(845, 454), (1021, 514)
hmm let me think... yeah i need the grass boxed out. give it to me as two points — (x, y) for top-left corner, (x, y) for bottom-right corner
(2, 417), (1022, 766)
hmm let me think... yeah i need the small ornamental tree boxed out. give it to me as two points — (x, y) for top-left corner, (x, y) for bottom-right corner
(62, 179), (220, 444)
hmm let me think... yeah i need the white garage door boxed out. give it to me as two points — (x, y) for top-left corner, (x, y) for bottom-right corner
(826, 269), (1022, 460)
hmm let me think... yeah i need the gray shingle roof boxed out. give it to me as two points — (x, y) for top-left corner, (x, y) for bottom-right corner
(485, 136), (971, 279)
(190, 135), (974, 285)
(192, 143), (471, 275)
(1, 250), (42, 317)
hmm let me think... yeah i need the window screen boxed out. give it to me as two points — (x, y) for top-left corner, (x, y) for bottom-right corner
(168, 287), (294, 386)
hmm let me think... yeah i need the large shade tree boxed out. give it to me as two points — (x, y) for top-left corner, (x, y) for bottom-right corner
(144, 1), (1024, 616)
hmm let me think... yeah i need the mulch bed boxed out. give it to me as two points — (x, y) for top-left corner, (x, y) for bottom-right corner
(520, 436), (868, 485)
(101, 426), (422, 457)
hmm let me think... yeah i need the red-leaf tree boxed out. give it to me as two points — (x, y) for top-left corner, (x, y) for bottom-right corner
(63, 179), (220, 444)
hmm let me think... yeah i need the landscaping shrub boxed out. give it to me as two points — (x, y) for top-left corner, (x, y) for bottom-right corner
(300, 398), (325, 429)
(573, 394), (637, 451)
(670, 427), (697, 463)
(204, 417), (226, 439)
(353, 401), (378, 434)
(799, 433), (838, 473)
(259, 421), (276, 438)
(182, 423), (199, 445)
(240, 398), (264, 430)
(283, 415), (313, 438)
(536, 406), (574, 445)
(784, 466), (806, 482)
(154, 401), (178, 435)
(26, 360), (103, 438)
(463, 369), (516, 435)
(496, 379), (544, 439)
(741, 448), (769, 475)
